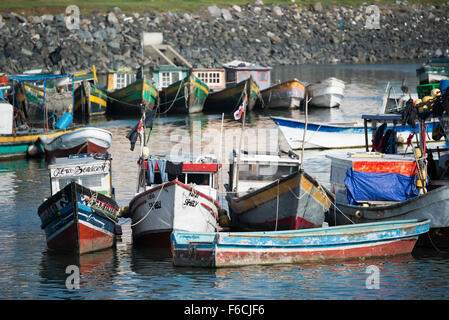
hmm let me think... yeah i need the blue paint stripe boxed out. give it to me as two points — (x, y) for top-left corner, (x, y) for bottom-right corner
(271, 117), (436, 135)
(77, 202), (116, 235)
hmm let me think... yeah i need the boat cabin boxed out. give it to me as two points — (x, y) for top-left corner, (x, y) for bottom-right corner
(100, 67), (137, 91)
(192, 68), (226, 92)
(0, 98), (13, 134)
(139, 154), (220, 199)
(48, 153), (114, 197)
(151, 65), (190, 90)
(223, 60), (272, 90)
(228, 150), (301, 194)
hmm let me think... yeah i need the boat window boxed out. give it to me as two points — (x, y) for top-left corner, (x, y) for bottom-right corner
(79, 175), (103, 189)
(57, 177), (77, 191)
(115, 73), (127, 89)
(186, 173), (211, 186)
(238, 163), (299, 181)
(258, 72), (268, 82)
(237, 71), (250, 82)
(149, 172), (186, 185)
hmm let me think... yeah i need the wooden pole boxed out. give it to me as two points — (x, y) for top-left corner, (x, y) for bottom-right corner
(301, 92), (311, 170)
(233, 82), (248, 193)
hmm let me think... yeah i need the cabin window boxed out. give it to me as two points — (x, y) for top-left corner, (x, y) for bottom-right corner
(195, 72), (222, 85)
(55, 175), (105, 193)
(258, 72), (268, 82)
(160, 71), (182, 88)
(237, 163), (299, 181)
(237, 71), (250, 82)
(114, 73), (136, 89)
(186, 173), (211, 186)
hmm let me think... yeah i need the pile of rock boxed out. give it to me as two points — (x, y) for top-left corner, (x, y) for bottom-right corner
(0, 2), (448, 74)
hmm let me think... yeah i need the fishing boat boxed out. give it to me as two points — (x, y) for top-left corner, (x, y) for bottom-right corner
(271, 114), (438, 150)
(119, 114), (222, 248)
(37, 127), (112, 160)
(203, 76), (259, 113)
(37, 153), (121, 254)
(158, 74), (209, 114)
(122, 154), (222, 248)
(416, 58), (449, 85)
(0, 96), (83, 159)
(170, 219), (430, 267)
(306, 77), (345, 108)
(73, 81), (108, 120)
(257, 79), (306, 109)
(107, 76), (158, 116)
(226, 150), (333, 231)
(11, 74), (75, 125)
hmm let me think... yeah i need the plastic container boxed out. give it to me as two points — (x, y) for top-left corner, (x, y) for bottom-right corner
(55, 112), (73, 129)
(439, 80), (449, 94)
(417, 83), (440, 99)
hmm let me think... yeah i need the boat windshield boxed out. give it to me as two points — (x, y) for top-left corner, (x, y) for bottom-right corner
(54, 174), (110, 196)
(238, 163), (299, 181)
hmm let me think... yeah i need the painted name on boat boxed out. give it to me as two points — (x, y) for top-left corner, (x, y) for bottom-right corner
(51, 163), (110, 178)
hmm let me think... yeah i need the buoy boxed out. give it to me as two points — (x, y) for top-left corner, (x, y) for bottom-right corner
(118, 206), (129, 218)
(219, 215), (230, 227)
(431, 88), (441, 98)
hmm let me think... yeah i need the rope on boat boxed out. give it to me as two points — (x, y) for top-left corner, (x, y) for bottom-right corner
(158, 78), (185, 115)
(130, 182), (166, 227)
(427, 232), (442, 253)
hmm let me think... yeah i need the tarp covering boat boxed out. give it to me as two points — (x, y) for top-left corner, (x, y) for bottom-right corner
(344, 168), (419, 205)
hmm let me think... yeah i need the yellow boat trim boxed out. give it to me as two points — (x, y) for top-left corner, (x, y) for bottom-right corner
(24, 84), (44, 97)
(230, 173), (331, 213)
(0, 127), (81, 143)
(90, 94), (107, 107)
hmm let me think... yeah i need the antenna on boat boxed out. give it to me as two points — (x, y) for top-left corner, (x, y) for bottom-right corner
(233, 81), (249, 193)
(301, 92), (312, 170)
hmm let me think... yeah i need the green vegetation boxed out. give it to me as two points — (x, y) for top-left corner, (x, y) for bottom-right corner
(0, 0), (447, 15)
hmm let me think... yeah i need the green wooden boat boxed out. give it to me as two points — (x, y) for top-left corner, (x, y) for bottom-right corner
(107, 76), (158, 116)
(158, 74), (209, 114)
(203, 76), (259, 113)
(73, 81), (108, 120)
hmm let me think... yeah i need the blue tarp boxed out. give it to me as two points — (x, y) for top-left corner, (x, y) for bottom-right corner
(344, 168), (419, 205)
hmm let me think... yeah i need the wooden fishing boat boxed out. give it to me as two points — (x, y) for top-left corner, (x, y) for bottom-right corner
(37, 127), (112, 160)
(203, 77), (259, 113)
(170, 219), (430, 267)
(107, 76), (158, 116)
(73, 81), (108, 120)
(226, 150), (333, 231)
(306, 77), (345, 108)
(271, 115), (438, 150)
(257, 79), (305, 109)
(327, 150), (449, 248)
(122, 155), (222, 248)
(416, 58), (449, 85)
(0, 97), (83, 159)
(38, 153), (121, 254)
(158, 74), (209, 114)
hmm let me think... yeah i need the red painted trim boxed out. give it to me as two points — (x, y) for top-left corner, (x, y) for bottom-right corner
(200, 203), (218, 220)
(141, 160), (219, 172)
(257, 71), (269, 82)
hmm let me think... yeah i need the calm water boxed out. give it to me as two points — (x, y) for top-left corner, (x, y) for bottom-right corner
(2, 63), (449, 301)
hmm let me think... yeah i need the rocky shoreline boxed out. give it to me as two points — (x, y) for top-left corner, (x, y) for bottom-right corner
(0, 1), (448, 74)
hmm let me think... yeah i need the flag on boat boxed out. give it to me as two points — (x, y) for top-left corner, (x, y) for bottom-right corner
(234, 95), (247, 120)
(126, 109), (157, 151)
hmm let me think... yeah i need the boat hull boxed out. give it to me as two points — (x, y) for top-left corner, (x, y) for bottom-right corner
(127, 180), (219, 248)
(171, 219), (429, 267)
(38, 182), (119, 254)
(271, 116), (437, 149)
(227, 171), (332, 231)
(307, 77), (345, 108)
(108, 77), (158, 116)
(258, 79), (305, 109)
(203, 77), (259, 113)
(73, 82), (108, 119)
(0, 127), (81, 160)
(330, 184), (449, 248)
(38, 127), (112, 159)
(158, 75), (209, 114)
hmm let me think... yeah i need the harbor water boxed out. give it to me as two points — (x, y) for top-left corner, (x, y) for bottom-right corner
(1, 62), (449, 300)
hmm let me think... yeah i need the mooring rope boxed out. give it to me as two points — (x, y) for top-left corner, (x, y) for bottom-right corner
(130, 182), (166, 227)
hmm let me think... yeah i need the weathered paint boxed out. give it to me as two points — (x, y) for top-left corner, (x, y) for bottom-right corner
(38, 181), (119, 254)
(171, 219), (430, 267)
(259, 79), (305, 109)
